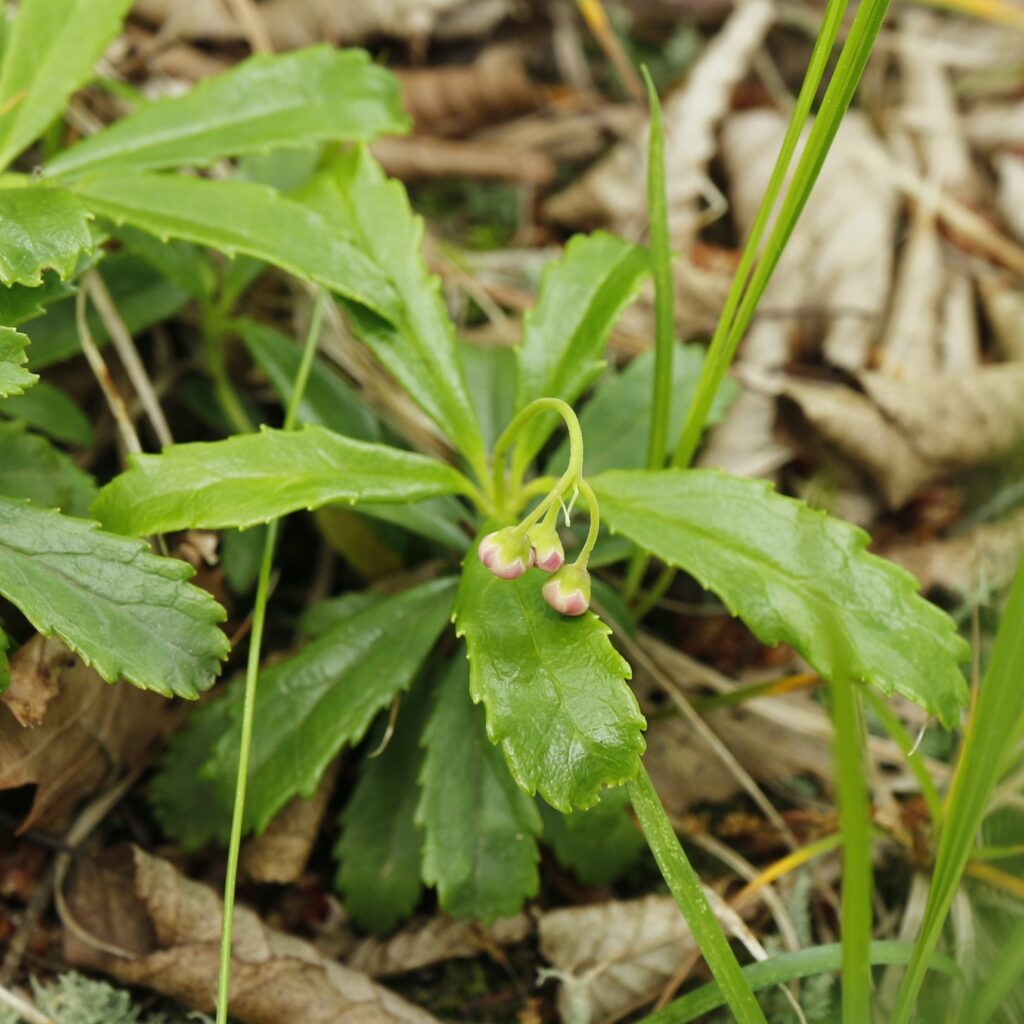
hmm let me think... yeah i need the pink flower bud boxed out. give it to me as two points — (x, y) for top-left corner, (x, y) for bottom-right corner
(477, 528), (532, 580)
(542, 564), (591, 616)
(527, 522), (565, 573)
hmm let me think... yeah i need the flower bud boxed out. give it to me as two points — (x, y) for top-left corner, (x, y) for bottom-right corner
(527, 522), (565, 573)
(477, 528), (532, 580)
(542, 564), (591, 616)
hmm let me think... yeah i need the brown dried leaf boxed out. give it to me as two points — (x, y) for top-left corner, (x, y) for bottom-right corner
(372, 135), (556, 185)
(132, 0), (514, 47)
(0, 637), (176, 831)
(396, 57), (542, 135)
(979, 273), (1024, 361)
(64, 844), (437, 1024)
(545, 0), (774, 240)
(347, 914), (532, 977)
(882, 509), (1024, 596)
(241, 762), (339, 885)
(539, 895), (698, 1024)
(777, 365), (1024, 507)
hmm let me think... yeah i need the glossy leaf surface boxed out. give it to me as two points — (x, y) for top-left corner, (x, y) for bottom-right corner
(0, 327), (37, 396)
(71, 173), (400, 321)
(592, 469), (970, 725)
(46, 47), (407, 178)
(0, 0), (132, 167)
(455, 550), (645, 812)
(0, 497), (228, 697)
(335, 681), (429, 932)
(299, 149), (486, 472)
(417, 653), (541, 921)
(207, 578), (456, 833)
(93, 425), (469, 536)
(513, 232), (648, 467)
(0, 186), (92, 287)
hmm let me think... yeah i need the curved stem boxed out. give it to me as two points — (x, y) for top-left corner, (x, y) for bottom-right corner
(215, 292), (327, 1024)
(492, 398), (584, 516)
(576, 478), (601, 565)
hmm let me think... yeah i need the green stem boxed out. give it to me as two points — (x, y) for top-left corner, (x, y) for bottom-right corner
(629, 766), (768, 1024)
(623, 68), (676, 605)
(830, 670), (873, 1022)
(215, 293), (327, 1024)
(492, 398), (584, 517)
(576, 478), (601, 564)
(672, 0), (851, 470)
(642, 67), (675, 473)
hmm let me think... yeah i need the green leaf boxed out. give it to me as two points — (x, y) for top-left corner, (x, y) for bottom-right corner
(0, 379), (93, 447)
(454, 546), (646, 812)
(640, 942), (960, 1024)
(539, 785), (646, 886)
(298, 148), (487, 475)
(46, 47), (407, 179)
(150, 691), (236, 850)
(23, 252), (187, 369)
(892, 558), (1024, 1022)
(591, 469), (971, 725)
(546, 345), (737, 477)
(335, 679), (430, 932)
(513, 232), (649, 468)
(357, 498), (470, 553)
(0, 0), (133, 168)
(0, 496), (228, 697)
(417, 652), (541, 921)
(206, 578), (456, 833)
(0, 271), (80, 327)
(0, 420), (95, 514)
(462, 341), (517, 449)
(0, 326), (37, 396)
(112, 226), (214, 301)
(0, 185), (92, 286)
(70, 172), (401, 321)
(299, 591), (385, 637)
(92, 424), (470, 536)
(238, 320), (380, 442)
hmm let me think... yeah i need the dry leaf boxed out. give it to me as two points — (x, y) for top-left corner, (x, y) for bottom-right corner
(396, 57), (542, 135)
(978, 273), (1024, 361)
(372, 135), (556, 184)
(132, 0), (514, 47)
(347, 914), (533, 977)
(965, 103), (1024, 153)
(539, 895), (699, 1024)
(241, 762), (339, 885)
(0, 637), (176, 832)
(64, 844), (437, 1024)
(995, 153), (1024, 244)
(776, 365), (1024, 507)
(545, 0), (774, 241)
(882, 509), (1024, 596)
(701, 108), (896, 476)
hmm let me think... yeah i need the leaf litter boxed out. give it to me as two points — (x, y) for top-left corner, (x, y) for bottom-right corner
(4, 2), (1024, 1021)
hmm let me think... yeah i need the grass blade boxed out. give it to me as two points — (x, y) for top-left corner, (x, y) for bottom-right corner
(640, 942), (961, 1023)
(890, 557), (1024, 1023)
(831, 659), (873, 1020)
(673, 0), (885, 468)
(629, 766), (768, 1024)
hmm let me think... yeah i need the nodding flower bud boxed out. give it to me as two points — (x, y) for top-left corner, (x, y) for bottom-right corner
(478, 528), (533, 580)
(527, 522), (565, 573)
(542, 563), (591, 616)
